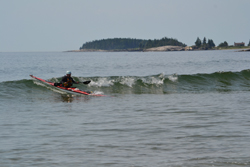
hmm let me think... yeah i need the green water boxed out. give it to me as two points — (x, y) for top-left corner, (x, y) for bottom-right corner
(1, 50), (250, 167)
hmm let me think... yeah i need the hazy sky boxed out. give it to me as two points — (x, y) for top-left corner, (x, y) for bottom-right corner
(1, 0), (249, 51)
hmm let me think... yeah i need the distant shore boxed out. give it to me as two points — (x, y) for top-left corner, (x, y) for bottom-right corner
(66, 46), (250, 52)
(66, 46), (185, 52)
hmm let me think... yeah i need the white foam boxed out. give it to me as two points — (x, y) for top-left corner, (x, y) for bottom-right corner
(151, 77), (164, 85)
(92, 91), (104, 95)
(120, 77), (135, 87)
(168, 74), (178, 82)
(90, 78), (114, 87)
(159, 73), (165, 78)
(141, 77), (164, 85)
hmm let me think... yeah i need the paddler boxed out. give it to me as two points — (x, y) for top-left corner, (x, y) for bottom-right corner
(60, 71), (79, 88)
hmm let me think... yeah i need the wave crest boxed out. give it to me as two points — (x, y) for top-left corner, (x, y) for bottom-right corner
(1, 69), (250, 95)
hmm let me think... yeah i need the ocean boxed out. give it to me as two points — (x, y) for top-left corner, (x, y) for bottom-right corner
(1, 50), (250, 167)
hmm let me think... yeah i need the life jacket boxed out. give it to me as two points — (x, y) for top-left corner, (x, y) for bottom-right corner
(63, 77), (73, 88)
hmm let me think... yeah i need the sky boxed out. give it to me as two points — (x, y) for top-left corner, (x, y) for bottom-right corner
(0, 0), (249, 52)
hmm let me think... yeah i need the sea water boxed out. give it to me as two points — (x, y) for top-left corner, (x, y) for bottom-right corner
(0, 50), (250, 167)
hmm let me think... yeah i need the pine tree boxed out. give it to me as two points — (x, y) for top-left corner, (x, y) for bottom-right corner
(195, 37), (202, 48)
(203, 37), (207, 45)
(207, 39), (215, 48)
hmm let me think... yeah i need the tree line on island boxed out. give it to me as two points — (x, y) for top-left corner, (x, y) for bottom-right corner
(195, 37), (250, 49)
(79, 37), (250, 51)
(80, 37), (186, 51)
(194, 37), (215, 50)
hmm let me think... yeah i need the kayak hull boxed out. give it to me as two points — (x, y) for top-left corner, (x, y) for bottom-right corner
(30, 75), (105, 96)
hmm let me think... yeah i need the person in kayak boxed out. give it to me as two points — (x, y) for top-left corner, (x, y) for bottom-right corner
(60, 71), (79, 88)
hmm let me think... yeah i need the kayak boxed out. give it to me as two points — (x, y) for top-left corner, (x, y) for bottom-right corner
(30, 75), (105, 96)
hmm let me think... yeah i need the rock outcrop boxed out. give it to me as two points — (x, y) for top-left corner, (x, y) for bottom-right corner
(145, 45), (184, 51)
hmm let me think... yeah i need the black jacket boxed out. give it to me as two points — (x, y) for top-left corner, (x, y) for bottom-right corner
(60, 75), (77, 87)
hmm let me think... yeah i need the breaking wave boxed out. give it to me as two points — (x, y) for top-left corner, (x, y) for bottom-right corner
(1, 69), (250, 96)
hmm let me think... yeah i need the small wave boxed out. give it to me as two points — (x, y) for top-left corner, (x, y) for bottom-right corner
(80, 69), (250, 93)
(1, 69), (250, 95)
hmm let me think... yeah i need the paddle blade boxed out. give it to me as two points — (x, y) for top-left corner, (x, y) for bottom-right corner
(83, 81), (91, 84)
(54, 83), (62, 86)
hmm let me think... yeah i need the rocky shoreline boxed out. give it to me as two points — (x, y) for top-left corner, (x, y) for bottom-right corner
(145, 45), (184, 51)
(237, 49), (250, 52)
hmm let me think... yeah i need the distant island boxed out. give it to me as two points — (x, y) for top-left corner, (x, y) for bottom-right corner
(76, 37), (187, 52)
(67, 37), (250, 52)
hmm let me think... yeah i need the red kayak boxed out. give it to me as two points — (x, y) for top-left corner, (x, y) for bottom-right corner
(30, 75), (105, 96)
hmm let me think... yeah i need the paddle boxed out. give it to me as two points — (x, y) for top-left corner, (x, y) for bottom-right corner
(54, 81), (91, 86)
(82, 80), (91, 84)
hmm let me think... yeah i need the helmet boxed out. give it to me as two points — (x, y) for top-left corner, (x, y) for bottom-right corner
(66, 71), (71, 75)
